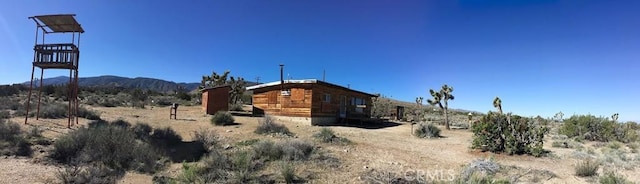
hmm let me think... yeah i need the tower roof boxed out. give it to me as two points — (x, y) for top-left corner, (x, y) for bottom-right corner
(30, 14), (84, 33)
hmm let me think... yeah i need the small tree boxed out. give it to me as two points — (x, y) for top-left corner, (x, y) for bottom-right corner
(611, 113), (619, 122)
(554, 111), (564, 122)
(493, 97), (502, 114)
(130, 88), (147, 108)
(200, 70), (247, 105)
(427, 84), (454, 130)
(371, 94), (393, 119)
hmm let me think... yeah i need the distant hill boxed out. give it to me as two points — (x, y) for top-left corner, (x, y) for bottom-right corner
(22, 75), (201, 93)
(22, 75), (259, 93)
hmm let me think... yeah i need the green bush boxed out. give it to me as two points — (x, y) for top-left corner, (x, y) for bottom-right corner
(471, 112), (548, 157)
(560, 115), (616, 142)
(255, 116), (292, 135)
(575, 159), (599, 177)
(50, 120), (164, 173)
(414, 123), (441, 138)
(0, 119), (32, 156)
(211, 111), (235, 126)
(599, 171), (632, 184)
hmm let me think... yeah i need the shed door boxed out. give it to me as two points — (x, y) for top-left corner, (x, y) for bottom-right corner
(339, 96), (346, 118)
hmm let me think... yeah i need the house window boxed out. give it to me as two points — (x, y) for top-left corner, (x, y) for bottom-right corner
(352, 97), (365, 106)
(352, 97), (366, 113)
(323, 93), (331, 102)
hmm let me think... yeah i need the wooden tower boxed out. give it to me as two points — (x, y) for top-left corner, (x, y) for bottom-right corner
(25, 14), (84, 128)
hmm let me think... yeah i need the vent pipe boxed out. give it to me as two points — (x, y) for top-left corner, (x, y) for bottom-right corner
(279, 64), (284, 91)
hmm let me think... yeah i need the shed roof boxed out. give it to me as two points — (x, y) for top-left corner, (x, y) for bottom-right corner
(30, 14), (84, 33)
(246, 79), (378, 97)
(200, 85), (231, 91)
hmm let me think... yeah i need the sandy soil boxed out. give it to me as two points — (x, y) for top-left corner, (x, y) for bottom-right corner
(4, 105), (639, 183)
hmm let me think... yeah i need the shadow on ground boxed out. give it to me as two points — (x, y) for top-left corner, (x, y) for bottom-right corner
(158, 141), (207, 162)
(318, 121), (403, 129)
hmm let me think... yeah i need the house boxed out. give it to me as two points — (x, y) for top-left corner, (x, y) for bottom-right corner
(201, 85), (231, 115)
(246, 79), (378, 125)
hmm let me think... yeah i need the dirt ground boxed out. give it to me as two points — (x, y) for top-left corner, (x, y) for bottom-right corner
(4, 105), (639, 183)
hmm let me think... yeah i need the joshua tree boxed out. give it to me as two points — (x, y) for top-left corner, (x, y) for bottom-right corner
(554, 111), (564, 122)
(427, 84), (454, 130)
(493, 97), (503, 114)
(612, 113), (619, 122)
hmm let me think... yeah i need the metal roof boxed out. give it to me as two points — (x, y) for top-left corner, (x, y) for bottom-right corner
(30, 14), (84, 33)
(246, 79), (378, 97)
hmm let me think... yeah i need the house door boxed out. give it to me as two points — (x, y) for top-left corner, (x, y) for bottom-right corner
(339, 96), (347, 118)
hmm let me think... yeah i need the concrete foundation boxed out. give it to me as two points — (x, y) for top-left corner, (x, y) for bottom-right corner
(269, 115), (336, 126)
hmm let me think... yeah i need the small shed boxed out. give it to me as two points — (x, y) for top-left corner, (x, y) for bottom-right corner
(201, 85), (231, 115)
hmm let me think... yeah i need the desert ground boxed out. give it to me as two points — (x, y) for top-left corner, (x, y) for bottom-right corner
(2, 105), (639, 183)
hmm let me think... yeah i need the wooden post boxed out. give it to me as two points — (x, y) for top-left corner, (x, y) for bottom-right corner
(170, 103), (179, 119)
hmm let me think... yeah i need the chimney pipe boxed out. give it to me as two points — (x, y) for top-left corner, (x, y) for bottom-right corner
(279, 64), (284, 91)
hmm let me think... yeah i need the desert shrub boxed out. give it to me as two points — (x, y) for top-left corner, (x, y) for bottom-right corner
(414, 123), (441, 138)
(280, 162), (296, 184)
(472, 112), (548, 157)
(39, 103), (68, 119)
(255, 116), (292, 135)
(50, 120), (164, 173)
(613, 122), (639, 143)
(575, 159), (599, 177)
(252, 139), (314, 161)
(0, 119), (32, 156)
(194, 130), (219, 152)
(229, 103), (243, 111)
(236, 139), (260, 147)
(211, 111), (235, 126)
(175, 149), (260, 183)
(0, 96), (23, 111)
(77, 106), (101, 120)
(279, 140), (314, 161)
(56, 164), (121, 184)
(132, 123), (153, 140)
(599, 171), (632, 184)
(560, 115), (616, 142)
(252, 140), (283, 161)
(459, 158), (501, 183)
(0, 110), (9, 119)
(313, 127), (351, 144)
(314, 127), (337, 143)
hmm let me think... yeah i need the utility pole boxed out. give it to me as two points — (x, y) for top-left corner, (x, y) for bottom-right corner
(255, 76), (261, 84)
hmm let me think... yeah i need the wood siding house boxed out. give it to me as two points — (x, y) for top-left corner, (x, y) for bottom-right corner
(201, 85), (231, 115)
(246, 79), (377, 125)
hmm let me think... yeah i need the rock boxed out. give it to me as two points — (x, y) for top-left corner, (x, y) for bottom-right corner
(344, 149), (349, 153)
(363, 166), (369, 169)
(224, 144), (232, 150)
(226, 130), (232, 133)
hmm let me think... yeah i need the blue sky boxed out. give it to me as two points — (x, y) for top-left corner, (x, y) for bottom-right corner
(1, 1), (639, 121)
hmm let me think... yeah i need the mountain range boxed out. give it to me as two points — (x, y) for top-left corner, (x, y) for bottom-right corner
(22, 75), (202, 93)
